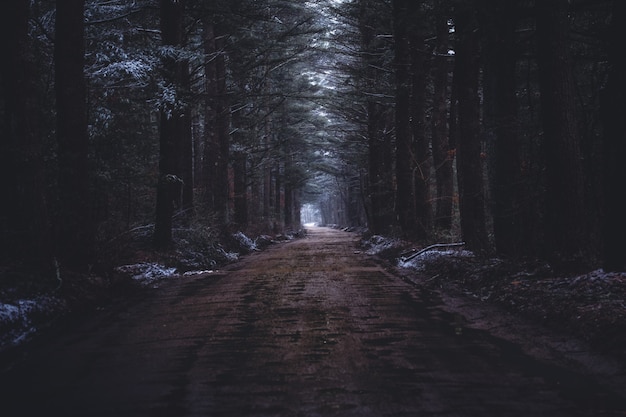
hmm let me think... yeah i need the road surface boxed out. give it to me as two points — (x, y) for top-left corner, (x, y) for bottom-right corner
(1, 227), (625, 416)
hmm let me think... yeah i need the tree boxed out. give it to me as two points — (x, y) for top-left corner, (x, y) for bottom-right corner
(393, 0), (417, 236)
(481, 0), (528, 258)
(201, 9), (230, 226)
(409, 1), (433, 238)
(154, 0), (186, 249)
(601, 0), (626, 271)
(357, 0), (394, 234)
(55, 0), (95, 269)
(452, 2), (489, 253)
(536, 0), (589, 265)
(431, 1), (455, 230)
(0, 0), (51, 268)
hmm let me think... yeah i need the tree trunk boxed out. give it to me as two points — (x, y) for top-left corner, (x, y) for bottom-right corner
(154, 0), (185, 249)
(431, 5), (454, 230)
(359, 0), (394, 235)
(481, 0), (527, 258)
(392, 0), (416, 236)
(601, 0), (626, 272)
(274, 162), (282, 226)
(181, 60), (194, 212)
(409, 7), (432, 239)
(454, 4), (490, 253)
(536, 0), (589, 265)
(55, 0), (95, 269)
(202, 17), (230, 225)
(233, 151), (248, 226)
(366, 102), (394, 234)
(1, 0), (51, 267)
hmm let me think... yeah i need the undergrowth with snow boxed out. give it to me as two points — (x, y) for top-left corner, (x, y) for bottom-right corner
(362, 233), (626, 357)
(0, 296), (66, 349)
(0, 229), (293, 353)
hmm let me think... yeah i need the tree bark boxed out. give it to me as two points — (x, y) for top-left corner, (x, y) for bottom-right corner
(202, 16), (230, 225)
(359, 0), (394, 235)
(1, 0), (51, 266)
(154, 0), (185, 249)
(481, 0), (527, 258)
(536, 0), (589, 264)
(431, 4), (454, 230)
(181, 59), (194, 212)
(601, 0), (626, 271)
(454, 3), (490, 253)
(392, 0), (416, 236)
(55, 0), (95, 269)
(233, 151), (248, 226)
(409, 6), (432, 239)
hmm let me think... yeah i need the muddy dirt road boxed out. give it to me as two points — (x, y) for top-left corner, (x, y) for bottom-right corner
(1, 227), (625, 416)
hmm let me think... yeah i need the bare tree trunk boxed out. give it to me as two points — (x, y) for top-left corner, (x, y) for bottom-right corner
(393, 0), (416, 236)
(482, 0), (527, 258)
(359, 0), (394, 235)
(431, 4), (454, 230)
(600, 0), (626, 271)
(409, 8), (432, 238)
(181, 60), (194, 212)
(201, 14), (230, 228)
(536, 0), (589, 265)
(55, 0), (95, 268)
(1, 0), (51, 267)
(154, 0), (185, 249)
(233, 151), (248, 226)
(454, 3), (489, 253)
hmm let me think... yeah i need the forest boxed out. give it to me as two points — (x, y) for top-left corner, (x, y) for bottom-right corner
(1, 0), (625, 294)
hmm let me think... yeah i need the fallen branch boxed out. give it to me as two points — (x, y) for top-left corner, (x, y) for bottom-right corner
(400, 242), (466, 262)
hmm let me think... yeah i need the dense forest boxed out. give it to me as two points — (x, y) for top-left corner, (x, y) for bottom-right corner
(1, 0), (624, 289)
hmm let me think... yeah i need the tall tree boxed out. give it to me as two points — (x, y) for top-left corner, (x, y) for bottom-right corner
(202, 12), (230, 226)
(536, 0), (589, 264)
(601, 0), (626, 271)
(453, 2), (489, 253)
(1, 0), (51, 267)
(409, 2), (433, 238)
(358, 0), (394, 235)
(431, 2), (455, 230)
(55, 0), (95, 269)
(393, 0), (417, 236)
(154, 0), (185, 248)
(481, 0), (527, 257)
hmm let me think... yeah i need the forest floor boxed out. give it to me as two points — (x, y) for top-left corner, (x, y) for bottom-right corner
(1, 226), (625, 371)
(361, 233), (626, 363)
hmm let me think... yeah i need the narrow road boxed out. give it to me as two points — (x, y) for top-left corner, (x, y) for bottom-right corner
(1, 227), (625, 416)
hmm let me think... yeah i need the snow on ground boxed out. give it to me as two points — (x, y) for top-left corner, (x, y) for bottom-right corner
(0, 295), (66, 349)
(0, 231), (281, 353)
(398, 249), (475, 271)
(114, 262), (179, 288)
(362, 235), (404, 256)
(232, 231), (259, 252)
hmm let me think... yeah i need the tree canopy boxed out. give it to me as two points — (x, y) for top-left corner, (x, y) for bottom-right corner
(1, 0), (623, 281)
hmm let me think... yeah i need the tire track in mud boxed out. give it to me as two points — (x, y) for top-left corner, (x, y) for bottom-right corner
(1, 227), (625, 416)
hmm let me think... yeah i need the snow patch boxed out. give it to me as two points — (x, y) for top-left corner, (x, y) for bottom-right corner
(183, 270), (216, 276)
(0, 295), (66, 349)
(398, 249), (475, 271)
(219, 248), (239, 262)
(114, 262), (178, 288)
(232, 231), (258, 252)
(363, 235), (403, 255)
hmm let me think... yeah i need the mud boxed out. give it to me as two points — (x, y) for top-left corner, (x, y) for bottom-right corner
(1, 227), (625, 416)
